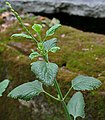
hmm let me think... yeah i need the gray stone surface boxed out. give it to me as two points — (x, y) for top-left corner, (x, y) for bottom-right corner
(1, 0), (105, 18)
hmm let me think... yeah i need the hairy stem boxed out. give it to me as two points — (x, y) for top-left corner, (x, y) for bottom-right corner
(54, 79), (71, 120)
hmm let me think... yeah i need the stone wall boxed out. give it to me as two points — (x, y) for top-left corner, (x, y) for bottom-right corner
(1, 0), (105, 18)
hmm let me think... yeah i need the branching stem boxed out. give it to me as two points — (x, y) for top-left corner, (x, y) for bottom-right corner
(54, 79), (71, 120)
(6, 2), (72, 119)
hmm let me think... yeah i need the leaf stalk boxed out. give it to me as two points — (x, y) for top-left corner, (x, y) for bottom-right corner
(43, 90), (60, 101)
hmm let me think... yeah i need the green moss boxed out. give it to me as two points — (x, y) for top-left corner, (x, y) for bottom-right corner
(0, 18), (5, 24)
(0, 43), (7, 53)
(84, 92), (105, 120)
(50, 26), (105, 77)
(0, 44), (35, 120)
(0, 16), (105, 120)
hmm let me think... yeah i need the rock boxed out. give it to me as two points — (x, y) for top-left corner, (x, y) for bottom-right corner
(1, 0), (105, 18)
(0, 15), (105, 120)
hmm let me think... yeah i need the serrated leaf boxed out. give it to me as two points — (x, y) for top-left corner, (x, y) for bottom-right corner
(0, 79), (10, 96)
(46, 24), (61, 37)
(29, 52), (40, 60)
(49, 46), (60, 53)
(72, 75), (102, 91)
(8, 80), (43, 101)
(32, 24), (42, 35)
(31, 61), (58, 85)
(11, 33), (32, 39)
(43, 38), (57, 51)
(67, 92), (85, 120)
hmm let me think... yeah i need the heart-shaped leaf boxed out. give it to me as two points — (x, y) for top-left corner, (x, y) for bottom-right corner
(0, 79), (10, 96)
(72, 75), (102, 91)
(11, 33), (32, 39)
(46, 24), (61, 37)
(8, 80), (43, 101)
(31, 61), (58, 85)
(67, 92), (85, 120)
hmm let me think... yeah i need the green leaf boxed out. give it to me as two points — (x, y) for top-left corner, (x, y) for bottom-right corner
(44, 38), (60, 53)
(8, 80), (43, 101)
(67, 92), (85, 120)
(31, 61), (58, 85)
(11, 33), (32, 39)
(49, 46), (60, 53)
(0, 79), (10, 97)
(37, 42), (44, 51)
(46, 24), (61, 37)
(72, 75), (102, 91)
(32, 24), (42, 35)
(29, 52), (40, 60)
(43, 38), (57, 51)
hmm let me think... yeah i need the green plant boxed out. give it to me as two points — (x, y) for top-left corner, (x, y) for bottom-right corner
(0, 80), (9, 97)
(6, 2), (102, 120)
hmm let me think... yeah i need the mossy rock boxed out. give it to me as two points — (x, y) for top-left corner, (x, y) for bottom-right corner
(0, 16), (105, 120)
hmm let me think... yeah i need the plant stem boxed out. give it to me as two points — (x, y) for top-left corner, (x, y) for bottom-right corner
(43, 90), (60, 101)
(43, 36), (47, 42)
(37, 33), (42, 42)
(54, 79), (71, 120)
(63, 87), (72, 100)
(44, 54), (49, 63)
(6, 2), (38, 43)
